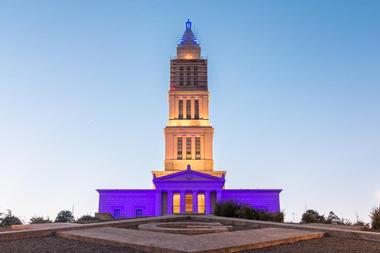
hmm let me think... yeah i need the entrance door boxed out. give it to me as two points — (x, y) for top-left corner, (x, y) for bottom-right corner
(185, 193), (193, 213)
(197, 193), (205, 214)
(173, 193), (180, 214)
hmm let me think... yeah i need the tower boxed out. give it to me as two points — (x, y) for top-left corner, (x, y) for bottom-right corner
(152, 20), (225, 178)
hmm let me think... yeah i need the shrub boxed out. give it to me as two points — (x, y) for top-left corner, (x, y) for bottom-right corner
(0, 210), (22, 227)
(54, 210), (74, 223)
(214, 201), (284, 222)
(30, 216), (52, 224)
(76, 215), (99, 224)
(214, 201), (240, 217)
(301, 209), (325, 223)
(370, 205), (380, 230)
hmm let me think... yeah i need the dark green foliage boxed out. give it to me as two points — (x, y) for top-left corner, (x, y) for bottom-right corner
(54, 210), (74, 223)
(301, 209), (326, 223)
(0, 210), (22, 227)
(30, 216), (52, 224)
(326, 211), (341, 224)
(214, 201), (284, 222)
(76, 215), (100, 224)
(214, 201), (241, 217)
(370, 205), (380, 230)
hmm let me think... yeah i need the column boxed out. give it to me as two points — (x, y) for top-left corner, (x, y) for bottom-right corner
(182, 136), (186, 163)
(167, 191), (173, 215)
(192, 191), (198, 214)
(175, 97), (179, 119)
(216, 190), (222, 204)
(191, 136), (196, 160)
(180, 191), (186, 214)
(155, 190), (161, 216)
(205, 191), (211, 214)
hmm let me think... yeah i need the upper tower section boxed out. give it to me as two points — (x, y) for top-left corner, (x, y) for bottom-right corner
(170, 19), (207, 91)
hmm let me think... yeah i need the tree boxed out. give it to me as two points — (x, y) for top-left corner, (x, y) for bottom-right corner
(326, 211), (341, 224)
(30, 216), (52, 224)
(370, 205), (380, 230)
(301, 209), (325, 223)
(54, 210), (74, 223)
(0, 210), (22, 227)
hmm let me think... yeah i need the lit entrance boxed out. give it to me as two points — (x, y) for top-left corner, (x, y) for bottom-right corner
(173, 193), (180, 214)
(185, 193), (193, 213)
(197, 193), (205, 214)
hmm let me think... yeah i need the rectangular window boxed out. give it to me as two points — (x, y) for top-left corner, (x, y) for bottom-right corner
(177, 137), (183, 160)
(135, 208), (143, 217)
(195, 137), (201, 160)
(178, 100), (183, 119)
(113, 208), (121, 219)
(197, 194), (205, 214)
(194, 99), (199, 119)
(186, 100), (191, 119)
(185, 194), (193, 213)
(173, 193), (180, 214)
(186, 137), (192, 160)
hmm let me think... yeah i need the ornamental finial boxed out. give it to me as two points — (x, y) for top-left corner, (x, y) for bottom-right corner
(186, 19), (192, 29)
(187, 164), (191, 170)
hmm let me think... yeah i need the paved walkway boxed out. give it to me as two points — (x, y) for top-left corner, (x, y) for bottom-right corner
(58, 227), (324, 253)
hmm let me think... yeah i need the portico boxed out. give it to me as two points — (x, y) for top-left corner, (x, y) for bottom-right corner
(153, 166), (224, 215)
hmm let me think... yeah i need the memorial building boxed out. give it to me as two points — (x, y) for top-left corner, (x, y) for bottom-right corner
(97, 20), (281, 218)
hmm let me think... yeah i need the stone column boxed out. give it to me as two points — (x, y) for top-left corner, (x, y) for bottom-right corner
(205, 191), (211, 214)
(182, 136), (186, 164)
(192, 191), (198, 214)
(180, 191), (186, 214)
(191, 136), (196, 160)
(216, 190), (222, 204)
(167, 191), (173, 215)
(155, 190), (161, 216)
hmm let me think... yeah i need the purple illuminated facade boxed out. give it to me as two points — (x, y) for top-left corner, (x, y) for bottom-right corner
(97, 20), (281, 218)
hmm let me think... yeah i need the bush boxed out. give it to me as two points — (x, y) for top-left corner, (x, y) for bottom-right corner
(0, 210), (22, 227)
(76, 215), (99, 224)
(301, 209), (325, 223)
(214, 201), (284, 222)
(30, 216), (52, 224)
(370, 205), (380, 230)
(54, 210), (74, 223)
(214, 201), (240, 218)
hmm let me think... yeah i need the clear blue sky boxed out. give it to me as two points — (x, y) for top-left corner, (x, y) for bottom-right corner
(1, 0), (379, 223)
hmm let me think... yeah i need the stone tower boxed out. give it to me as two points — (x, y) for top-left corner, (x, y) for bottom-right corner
(153, 20), (225, 178)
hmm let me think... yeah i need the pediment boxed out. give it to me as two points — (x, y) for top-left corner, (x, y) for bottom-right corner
(154, 169), (223, 182)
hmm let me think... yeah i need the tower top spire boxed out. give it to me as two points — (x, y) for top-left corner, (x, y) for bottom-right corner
(186, 19), (192, 29)
(178, 19), (199, 46)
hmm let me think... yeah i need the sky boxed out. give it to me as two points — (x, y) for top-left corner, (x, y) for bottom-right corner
(0, 0), (379, 223)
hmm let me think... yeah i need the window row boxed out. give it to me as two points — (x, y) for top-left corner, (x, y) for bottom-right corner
(178, 99), (199, 119)
(177, 137), (201, 160)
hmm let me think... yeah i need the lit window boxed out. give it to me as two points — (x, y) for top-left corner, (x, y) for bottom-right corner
(177, 137), (183, 160)
(198, 194), (205, 214)
(173, 193), (180, 214)
(194, 99), (199, 119)
(195, 137), (201, 160)
(186, 137), (192, 160)
(178, 100), (183, 119)
(185, 193), (193, 213)
(186, 100), (191, 119)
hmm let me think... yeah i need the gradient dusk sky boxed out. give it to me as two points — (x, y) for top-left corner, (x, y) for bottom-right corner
(1, 1), (379, 223)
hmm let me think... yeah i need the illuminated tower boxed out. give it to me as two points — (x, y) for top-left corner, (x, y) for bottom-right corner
(153, 20), (225, 178)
